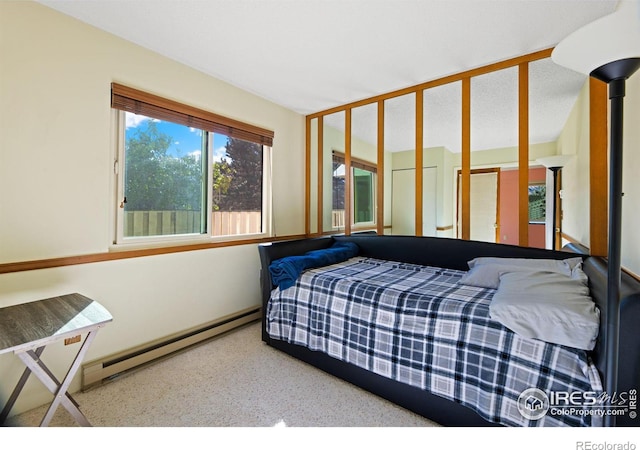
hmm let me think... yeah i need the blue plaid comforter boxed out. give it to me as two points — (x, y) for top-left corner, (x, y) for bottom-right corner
(266, 257), (603, 427)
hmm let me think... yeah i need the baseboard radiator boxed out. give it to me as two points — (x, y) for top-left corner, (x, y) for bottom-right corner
(82, 306), (261, 390)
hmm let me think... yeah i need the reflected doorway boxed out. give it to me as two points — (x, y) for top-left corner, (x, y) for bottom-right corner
(457, 169), (499, 243)
(391, 166), (437, 236)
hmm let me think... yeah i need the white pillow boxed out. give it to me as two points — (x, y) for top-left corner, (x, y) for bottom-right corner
(459, 264), (531, 289)
(489, 270), (600, 350)
(468, 256), (583, 272)
(459, 256), (583, 289)
(571, 263), (589, 286)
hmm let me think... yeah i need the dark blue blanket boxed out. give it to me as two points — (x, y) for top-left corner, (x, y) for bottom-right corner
(269, 241), (359, 290)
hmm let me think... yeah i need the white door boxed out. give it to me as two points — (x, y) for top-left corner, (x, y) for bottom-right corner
(392, 167), (437, 236)
(457, 171), (499, 242)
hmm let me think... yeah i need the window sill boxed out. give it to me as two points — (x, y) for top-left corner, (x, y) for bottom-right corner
(109, 233), (270, 253)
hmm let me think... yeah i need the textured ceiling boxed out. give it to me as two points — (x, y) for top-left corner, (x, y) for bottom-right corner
(324, 58), (588, 152)
(38, 0), (617, 152)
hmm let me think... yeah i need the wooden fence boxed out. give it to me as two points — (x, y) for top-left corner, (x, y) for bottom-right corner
(124, 210), (262, 237)
(211, 211), (262, 236)
(333, 210), (345, 228)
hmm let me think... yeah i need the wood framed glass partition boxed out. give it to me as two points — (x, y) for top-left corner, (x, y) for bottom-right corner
(305, 48), (608, 254)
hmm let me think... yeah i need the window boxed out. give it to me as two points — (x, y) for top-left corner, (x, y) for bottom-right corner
(353, 167), (375, 224)
(528, 183), (546, 224)
(112, 84), (273, 245)
(332, 152), (376, 229)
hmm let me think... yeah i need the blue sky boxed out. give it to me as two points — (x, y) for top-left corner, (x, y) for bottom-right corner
(125, 112), (228, 162)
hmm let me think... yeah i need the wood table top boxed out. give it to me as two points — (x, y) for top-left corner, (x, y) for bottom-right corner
(0, 293), (112, 355)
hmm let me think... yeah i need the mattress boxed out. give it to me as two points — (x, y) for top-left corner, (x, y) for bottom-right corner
(266, 257), (603, 427)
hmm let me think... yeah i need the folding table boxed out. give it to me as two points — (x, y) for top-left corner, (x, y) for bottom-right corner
(0, 293), (113, 426)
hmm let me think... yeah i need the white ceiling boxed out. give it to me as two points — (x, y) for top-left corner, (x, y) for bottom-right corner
(38, 0), (618, 152)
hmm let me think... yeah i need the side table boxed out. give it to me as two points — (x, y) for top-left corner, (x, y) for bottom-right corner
(0, 293), (113, 426)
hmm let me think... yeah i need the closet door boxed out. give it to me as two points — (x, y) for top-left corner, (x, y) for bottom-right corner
(458, 170), (499, 242)
(391, 169), (414, 236)
(392, 166), (437, 236)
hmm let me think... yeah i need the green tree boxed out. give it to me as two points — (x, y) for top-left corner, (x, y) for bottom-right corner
(125, 121), (202, 211)
(212, 159), (234, 211)
(217, 138), (263, 211)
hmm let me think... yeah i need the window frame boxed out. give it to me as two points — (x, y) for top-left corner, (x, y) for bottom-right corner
(528, 181), (546, 225)
(351, 166), (377, 228)
(110, 86), (273, 249)
(332, 151), (377, 230)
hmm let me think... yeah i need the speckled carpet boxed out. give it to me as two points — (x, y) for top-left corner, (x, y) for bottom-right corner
(5, 321), (437, 427)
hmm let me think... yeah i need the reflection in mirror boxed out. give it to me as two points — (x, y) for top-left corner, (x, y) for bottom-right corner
(529, 58), (587, 250)
(308, 118), (318, 235)
(350, 103), (378, 231)
(323, 111), (345, 233)
(424, 82), (461, 238)
(385, 94), (416, 236)
(468, 67), (518, 244)
(307, 54), (589, 246)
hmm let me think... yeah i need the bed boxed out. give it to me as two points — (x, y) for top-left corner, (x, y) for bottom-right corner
(258, 234), (640, 427)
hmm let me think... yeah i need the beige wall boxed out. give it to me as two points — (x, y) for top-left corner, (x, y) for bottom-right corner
(555, 73), (640, 277)
(0, 1), (305, 416)
(621, 71), (640, 277)
(557, 80), (591, 249)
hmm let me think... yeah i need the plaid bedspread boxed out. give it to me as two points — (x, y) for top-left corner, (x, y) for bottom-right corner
(266, 257), (603, 427)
